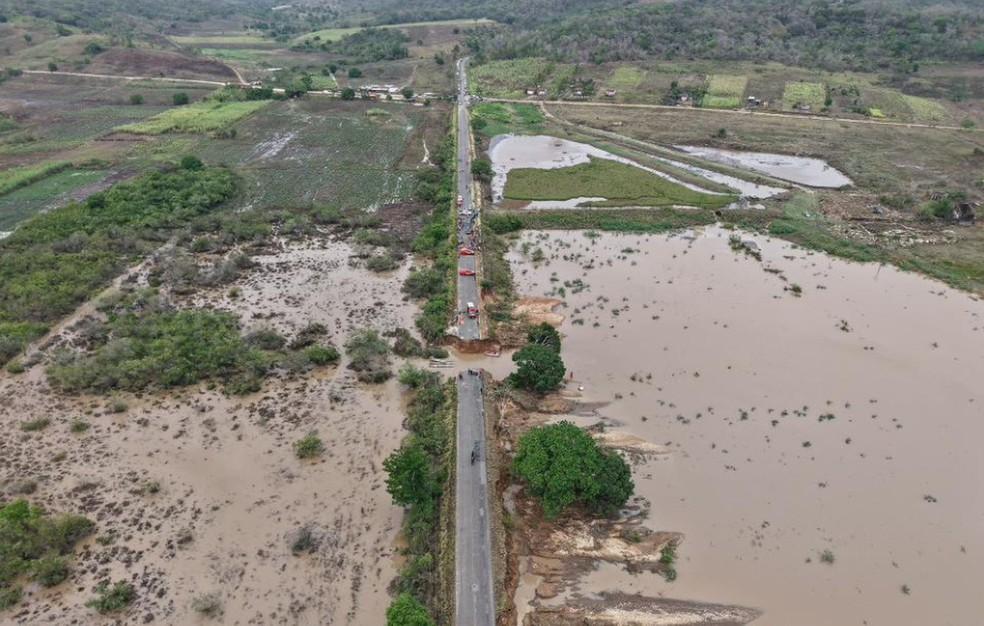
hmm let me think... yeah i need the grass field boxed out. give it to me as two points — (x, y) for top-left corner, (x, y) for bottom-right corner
(608, 66), (645, 90)
(0, 161), (71, 196)
(704, 74), (747, 109)
(0, 168), (108, 231)
(471, 102), (545, 137)
(171, 34), (270, 46)
(902, 94), (949, 122)
(783, 82), (826, 110)
(503, 157), (735, 209)
(116, 101), (270, 135)
(197, 47), (274, 64)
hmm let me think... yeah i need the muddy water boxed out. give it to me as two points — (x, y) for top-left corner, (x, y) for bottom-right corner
(488, 135), (724, 203)
(506, 228), (984, 625)
(488, 135), (784, 203)
(0, 238), (419, 625)
(675, 146), (852, 188)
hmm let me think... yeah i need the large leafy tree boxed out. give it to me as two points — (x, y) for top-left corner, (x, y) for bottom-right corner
(513, 421), (633, 518)
(383, 441), (438, 509)
(509, 344), (565, 393)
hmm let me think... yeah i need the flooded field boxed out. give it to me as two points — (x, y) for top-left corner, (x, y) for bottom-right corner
(506, 227), (984, 625)
(489, 135), (784, 206)
(674, 146), (852, 188)
(0, 238), (419, 625)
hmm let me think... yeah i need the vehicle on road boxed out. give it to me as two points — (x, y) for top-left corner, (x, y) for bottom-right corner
(459, 247), (476, 256)
(466, 302), (479, 318)
(470, 441), (480, 464)
(459, 269), (476, 276)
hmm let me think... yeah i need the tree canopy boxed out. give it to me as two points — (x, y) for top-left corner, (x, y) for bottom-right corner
(386, 593), (434, 626)
(513, 421), (634, 518)
(509, 343), (565, 393)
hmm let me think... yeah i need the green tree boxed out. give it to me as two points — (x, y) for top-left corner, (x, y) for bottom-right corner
(129, 94), (144, 105)
(401, 87), (414, 100)
(180, 155), (204, 171)
(340, 87), (356, 100)
(47, 62), (58, 72)
(173, 92), (190, 106)
(509, 344), (565, 393)
(348, 67), (362, 78)
(386, 593), (434, 626)
(513, 421), (633, 518)
(526, 322), (561, 353)
(384, 441), (438, 509)
(471, 158), (493, 183)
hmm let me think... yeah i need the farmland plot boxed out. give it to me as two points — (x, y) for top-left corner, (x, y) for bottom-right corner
(782, 81), (826, 110)
(193, 99), (444, 210)
(703, 74), (747, 109)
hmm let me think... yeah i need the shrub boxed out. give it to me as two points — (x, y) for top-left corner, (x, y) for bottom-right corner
(180, 155), (204, 171)
(391, 328), (425, 358)
(366, 253), (399, 272)
(294, 434), (324, 459)
(0, 586), (22, 610)
(191, 592), (222, 617)
(20, 417), (51, 432)
(340, 87), (356, 100)
(403, 268), (444, 299)
(347, 68), (362, 78)
(129, 94), (144, 105)
(513, 421), (634, 518)
(245, 327), (286, 351)
(345, 329), (391, 383)
(304, 345), (339, 366)
(288, 322), (328, 350)
(471, 158), (493, 183)
(32, 554), (69, 587)
(509, 344), (565, 393)
(173, 92), (190, 106)
(86, 581), (135, 613)
(0, 501), (94, 592)
(386, 592), (434, 626)
(47, 310), (267, 394)
(397, 364), (433, 388)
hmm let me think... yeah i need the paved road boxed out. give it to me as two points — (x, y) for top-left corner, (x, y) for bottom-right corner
(486, 96), (983, 133)
(455, 58), (481, 342)
(455, 369), (495, 626)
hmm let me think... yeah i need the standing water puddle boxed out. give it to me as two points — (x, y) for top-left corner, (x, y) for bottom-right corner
(507, 227), (983, 625)
(488, 135), (785, 206)
(675, 145), (853, 188)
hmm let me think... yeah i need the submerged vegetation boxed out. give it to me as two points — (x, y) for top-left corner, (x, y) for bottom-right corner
(0, 163), (237, 366)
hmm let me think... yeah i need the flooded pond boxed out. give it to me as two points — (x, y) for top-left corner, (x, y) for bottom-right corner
(675, 146), (853, 188)
(507, 228), (983, 625)
(489, 135), (785, 206)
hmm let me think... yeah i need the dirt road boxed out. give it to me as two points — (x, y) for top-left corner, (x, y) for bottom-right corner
(21, 68), (236, 87)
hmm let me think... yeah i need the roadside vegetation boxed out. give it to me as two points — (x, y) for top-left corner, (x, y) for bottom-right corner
(0, 500), (95, 611)
(470, 102), (544, 138)
(0, 161), (71, 197)
(117, 99), (270, 135)
(0, 161), (236, 366)
(513, 421), (634, 519)
(383, 366), (454, 625)
(405, 126), (455, 344)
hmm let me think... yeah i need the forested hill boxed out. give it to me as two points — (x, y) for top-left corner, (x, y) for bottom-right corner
(452, 0), (984, 73)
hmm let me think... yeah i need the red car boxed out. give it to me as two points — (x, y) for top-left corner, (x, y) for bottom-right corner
(458, 247), (475, 256)
(458, 269), (476, 277)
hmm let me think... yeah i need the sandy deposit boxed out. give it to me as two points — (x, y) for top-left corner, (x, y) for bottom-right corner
(0, 237), (421, 625)
(506, 227), (984, 625)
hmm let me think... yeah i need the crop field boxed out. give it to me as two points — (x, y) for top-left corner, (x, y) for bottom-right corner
(197, 47), (275, 65)
(0, 161), (70, 196)
(471, 102), (545, 137)
(470, 58), (559, 98)
(117, 100), (270, 135)
(903, 95), (949, 122)
(0, 167), (108, 231)
(503, 157), (735, 209)
(190, 99), (445, 210)
(703, 74), (748, 109)
(782, 81), (826, 110)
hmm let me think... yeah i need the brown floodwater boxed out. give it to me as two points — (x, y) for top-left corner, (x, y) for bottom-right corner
(0, 238), (420, 625)
(505, 227), (984, 625)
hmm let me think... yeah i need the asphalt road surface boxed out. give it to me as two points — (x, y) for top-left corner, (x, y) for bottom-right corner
(455, 369), (495, 626)
(456, 58), (481, 342)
